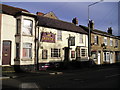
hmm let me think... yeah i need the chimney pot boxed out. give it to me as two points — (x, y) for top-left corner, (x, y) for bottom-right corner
(88, 20), (94, 30)
(72, 17), (78, 25)
(107, 27), (112, 34)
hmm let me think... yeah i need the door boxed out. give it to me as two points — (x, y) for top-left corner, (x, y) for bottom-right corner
(2, 41), (11, 65)
(64, 47), (69, 61)
(110, 52), (113, 63)
(98, 52), (101, 65)
(76, 47), (80, 60)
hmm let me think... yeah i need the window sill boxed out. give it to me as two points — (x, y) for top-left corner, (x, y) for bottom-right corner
(15, 34), (20, 37)
(22, 35), (34, 37)
(21, 58), (32, 61)
(14, 58), (20, 61)
(51, 57), (61, 59)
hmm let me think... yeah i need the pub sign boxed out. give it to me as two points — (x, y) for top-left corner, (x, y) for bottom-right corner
(41, 32), (55, 43)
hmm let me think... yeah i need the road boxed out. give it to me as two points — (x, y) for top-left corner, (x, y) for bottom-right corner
(2, 64), (120, 89)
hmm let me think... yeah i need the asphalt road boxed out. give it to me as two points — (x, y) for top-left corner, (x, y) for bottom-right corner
(2, 64), (120, 89)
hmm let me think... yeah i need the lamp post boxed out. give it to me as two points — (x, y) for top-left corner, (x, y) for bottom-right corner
(88, 0), (103, 60)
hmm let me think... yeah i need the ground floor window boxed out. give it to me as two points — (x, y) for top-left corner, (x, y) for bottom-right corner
(81, 49), (87, 57)
(23, 43), (32, 59)
(104, 52), (110, 62)
(51, 48), (60, 57)
(91, 51), (97, 60)
(42, 49), (48, 59)
(71, 51), (75, 58)
(115, 52), (120, 61)
(16, 43), (20, 59)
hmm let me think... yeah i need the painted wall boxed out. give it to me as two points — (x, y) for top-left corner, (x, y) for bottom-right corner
(16, 15), (35, 65)
(0, 14), (2, 65)
(1, 14), (16, 65)
(38, 26), (88, 63)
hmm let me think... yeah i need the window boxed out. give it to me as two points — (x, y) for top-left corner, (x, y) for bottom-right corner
(57, 30), (62, 41)
(104, 52), (110, 62)
(22, 19), (33, 35)
(115, 40), (118, 47)
(91, 51), (97, 59)
(23, 43), (32, 59)
(16, 19), (21, 34)
(51, 48), (60, 57)
(16, 43), (20, 59)
(42, 50), (48, 59)
(81, 49), (87, 57)
(71, 51), (75, 58)
(110, 39), (113, 46)
(79, 34), (83, 43)
(94, 35), (99, 45)
(104, 37), (107, 46)
(69, 36), (75, 46)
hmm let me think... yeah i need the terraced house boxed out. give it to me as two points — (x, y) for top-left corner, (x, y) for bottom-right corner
(80, 23), (120, 65)
(0, 4), (88, 71)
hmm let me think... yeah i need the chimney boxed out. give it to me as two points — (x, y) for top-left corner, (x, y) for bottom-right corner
(72, 17), (78, 25)
(36, 12), (44, 16)
(88, 20), (94, 30)
(107, 27), (112, 34)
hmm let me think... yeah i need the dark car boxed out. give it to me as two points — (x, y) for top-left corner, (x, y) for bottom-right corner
(39, 62), (61, 70)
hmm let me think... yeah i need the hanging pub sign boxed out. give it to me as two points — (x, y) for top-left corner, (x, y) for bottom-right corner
(69, 36), (75, 46)
(41, 32), (55, 43)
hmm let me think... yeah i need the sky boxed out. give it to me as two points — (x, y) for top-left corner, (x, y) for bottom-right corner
(1, 1), (119, 36)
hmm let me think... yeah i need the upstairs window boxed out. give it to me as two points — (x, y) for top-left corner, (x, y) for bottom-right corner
(110, 38), (113, 46)
(104, 37), (107, 46)
(94, 35), (99, 45)
(22, 19), (33, 36)
(79, 34), (83, 43)
(16, 19), (21, 34)
(115, 40), (118, 48)
(57, 30), (62, 41)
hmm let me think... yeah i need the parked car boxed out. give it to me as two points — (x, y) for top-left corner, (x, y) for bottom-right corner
(39, 62), (61, 70)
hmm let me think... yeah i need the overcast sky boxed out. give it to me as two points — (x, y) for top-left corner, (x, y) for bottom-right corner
(2, 1), (119, 36)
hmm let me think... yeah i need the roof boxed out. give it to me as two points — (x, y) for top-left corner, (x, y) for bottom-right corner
(0, 4), (29, 16)
(79, 25), (116, 37)
(44, 11), (59, 19)
(37, 16), (88, 34)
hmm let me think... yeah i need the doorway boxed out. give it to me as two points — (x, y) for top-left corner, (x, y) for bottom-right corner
(2, 41), (11, 65)
(98, 52), (101, 65)
(64, 47), (69, 61)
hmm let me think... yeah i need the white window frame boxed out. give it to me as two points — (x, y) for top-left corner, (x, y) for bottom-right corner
(51, 48), (61, 58)
(16, 19), (21, 34)
(104, 37), (107, 46)
(80, 48), (88, 57)
(79, 34), (83, 43)
(115, 39), (118, 47)
(104, 52), (110, 62)
(57, 30), (62, 41)
(23, 43), (32, 59)
(110, 38), (113, 46)
(94, 35), (98, 45)
(22, 19), (33, 36)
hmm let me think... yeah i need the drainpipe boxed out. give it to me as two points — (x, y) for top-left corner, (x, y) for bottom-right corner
(35, 18), (39, 71)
